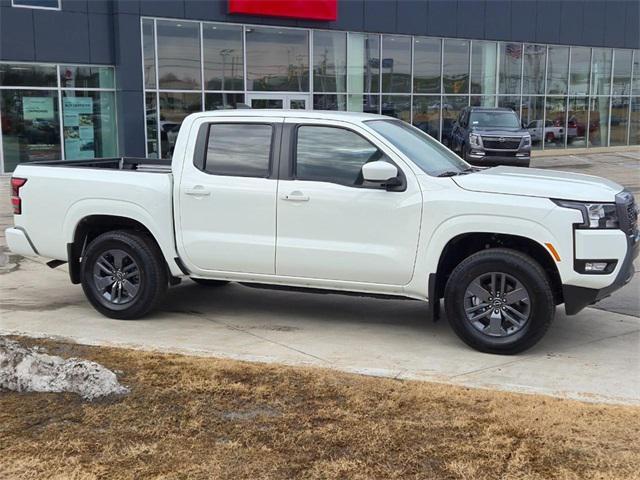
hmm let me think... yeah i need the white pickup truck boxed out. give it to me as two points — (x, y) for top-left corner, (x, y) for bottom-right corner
(6, 110), (638, 354)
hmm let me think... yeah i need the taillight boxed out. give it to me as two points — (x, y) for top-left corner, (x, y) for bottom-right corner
(11, 177), (27, 215)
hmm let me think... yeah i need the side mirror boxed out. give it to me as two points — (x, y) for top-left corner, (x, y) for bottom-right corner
(361, 161), (399, 183)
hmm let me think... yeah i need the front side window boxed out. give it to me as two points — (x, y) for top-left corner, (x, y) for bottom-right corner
(296, 126), (387, 186)
(205, 124), (272, 177)
(366, 119), (468, 176)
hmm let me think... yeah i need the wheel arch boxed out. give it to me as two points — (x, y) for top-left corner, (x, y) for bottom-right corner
(433, 232), (563, 306)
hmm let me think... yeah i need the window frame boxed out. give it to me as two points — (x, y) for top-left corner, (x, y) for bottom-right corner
(11, 0), (60, 10)
(290, 122), (406, 191)
(194, 121), (278, 179)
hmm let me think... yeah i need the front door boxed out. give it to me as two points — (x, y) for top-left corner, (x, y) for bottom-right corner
(176, 116), (282, 275)
(275, 119), (423, 285)
(247, 93), (310, 110)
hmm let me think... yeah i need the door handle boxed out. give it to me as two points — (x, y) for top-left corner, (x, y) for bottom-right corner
(280, 191), (309, 202)
(184, 186), (211, 197)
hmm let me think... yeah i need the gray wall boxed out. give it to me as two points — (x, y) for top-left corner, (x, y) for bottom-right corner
(1, 0), (638, 157)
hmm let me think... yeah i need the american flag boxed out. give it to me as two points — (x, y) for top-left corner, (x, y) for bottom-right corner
(506, 43), (522, 59)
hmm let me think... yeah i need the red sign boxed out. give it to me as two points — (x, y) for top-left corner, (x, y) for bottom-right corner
(228, 0), (337, 21)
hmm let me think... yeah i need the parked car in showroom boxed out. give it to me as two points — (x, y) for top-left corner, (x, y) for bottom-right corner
(6, 110), (637, 355)
(527, 119), (565, 145)
(450, 107), (532, 167)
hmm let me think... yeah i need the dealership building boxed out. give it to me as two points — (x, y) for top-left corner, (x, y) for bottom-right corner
(0, 0), (638, 173)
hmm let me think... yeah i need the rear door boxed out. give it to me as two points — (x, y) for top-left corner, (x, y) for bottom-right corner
(176, 116), (282, 275)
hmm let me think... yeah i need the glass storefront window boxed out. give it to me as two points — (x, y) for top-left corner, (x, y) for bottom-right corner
(413, 37), (441, 94)
(313, 94), (346, 110)
(499, 42), (523, 94)
(381, 35), (411, 93)
(159, 92), (202, 158)
(246, 27), (309, 92)
(347, 33), (380, 94)
(157, 20), (201, 90)
(412, 96), (440, 140)
(443, 39), (469, 94)
(545, 97), (567, 149)
(470, 96), (496, 107)
(203, 23), (243, 91)
(589, 96), (610, 146)
(632, 51), (640, 96)
(381, 95), (410, 121)
(145, 92), (158, 158)
(590, 48), (612, 96)
(60, 65), (114, 89)
(567, 96), (589, 148)
(0, 89), (60, 172)
(142, 19), (156, 89)
(523, 44), (546, 94)
(470, 41), (497, 95)
(630, 97), (640, 144)
(62, 90), (117, 159)
(521, 96), (546, 149)
(610, 97), (629, 146)
(441, 96), (468, 146)
(205, 92), (244, 110)
(0, 63), (57, 87)
(547, 46), (569, 95)
(313, 31), (347, 93)
(498, 95), (520, 114)
(347, 94), (379, 114)
(612, 49), (632, 96)
(569, 47), (590, 96)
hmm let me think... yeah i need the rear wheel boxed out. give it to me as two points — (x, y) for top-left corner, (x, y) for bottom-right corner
(81, 230), (167, 319)
(444, 248), (555, 354)
(191, 278), (230, 287)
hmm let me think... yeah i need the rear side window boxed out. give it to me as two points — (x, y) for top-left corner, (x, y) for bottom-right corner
(295, 126), (387, 187)
(204, 123), (272, 177)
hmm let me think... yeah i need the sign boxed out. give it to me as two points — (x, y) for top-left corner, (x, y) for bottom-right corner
(22, 97), (54, 121)
(63, 97), (95, 159)
(228, 0), (337, 21)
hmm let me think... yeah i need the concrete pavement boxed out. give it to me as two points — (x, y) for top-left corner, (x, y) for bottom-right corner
(1, 256), (639, 405)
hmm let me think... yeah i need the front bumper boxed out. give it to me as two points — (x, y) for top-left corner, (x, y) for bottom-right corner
(467, 152), (531, 167)
(562, 191), (638, 315)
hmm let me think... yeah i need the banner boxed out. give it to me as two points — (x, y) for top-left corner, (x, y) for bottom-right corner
(228, 0), (337, 20)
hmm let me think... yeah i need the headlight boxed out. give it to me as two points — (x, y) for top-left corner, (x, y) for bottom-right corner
(554, 200), (619, 229)
(469, 133), (482, 148)
(521, 134), (531, 147)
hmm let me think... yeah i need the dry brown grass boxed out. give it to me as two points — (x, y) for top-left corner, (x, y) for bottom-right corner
(1, 336), (639, 480)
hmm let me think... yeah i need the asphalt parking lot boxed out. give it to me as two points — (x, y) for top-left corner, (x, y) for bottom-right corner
(1, 150), (639, 405)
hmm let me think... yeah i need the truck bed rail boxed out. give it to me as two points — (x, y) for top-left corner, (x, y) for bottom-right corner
(23, 157), (172, 173)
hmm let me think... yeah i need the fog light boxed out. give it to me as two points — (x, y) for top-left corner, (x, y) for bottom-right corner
(584, 262), (608, 272)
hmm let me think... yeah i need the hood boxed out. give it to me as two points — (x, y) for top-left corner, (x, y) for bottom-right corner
(471, 127), (526, 136)
(452, 166), (623, 202)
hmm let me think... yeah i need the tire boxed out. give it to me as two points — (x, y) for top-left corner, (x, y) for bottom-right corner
(444, 248), (555, 354)
(191, 278), (230, 287)
(80, 230), (168, 320)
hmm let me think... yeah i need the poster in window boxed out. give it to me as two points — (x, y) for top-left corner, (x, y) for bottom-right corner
(22, 97), (54, 121)
(63, 97), (94, 159)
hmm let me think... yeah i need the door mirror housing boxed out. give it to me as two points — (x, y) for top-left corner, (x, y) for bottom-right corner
(361, 161), (399, 183)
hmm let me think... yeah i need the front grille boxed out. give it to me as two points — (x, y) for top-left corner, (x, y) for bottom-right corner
(616, 190), (638, 237)
(484, 150), (517, 157)
(481, 136), (522, 150)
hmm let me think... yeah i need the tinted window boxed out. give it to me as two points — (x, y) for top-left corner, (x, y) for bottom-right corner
(205, 124), (272, 177)
(296, 126), (385, 186)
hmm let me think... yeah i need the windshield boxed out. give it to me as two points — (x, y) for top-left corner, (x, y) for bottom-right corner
(366, 119), (469, 176)
(469, 111), (520, 129)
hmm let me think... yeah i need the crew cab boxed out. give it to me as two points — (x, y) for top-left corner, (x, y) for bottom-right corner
(451, 107), (532, 167)
(6, 111), (638, 354)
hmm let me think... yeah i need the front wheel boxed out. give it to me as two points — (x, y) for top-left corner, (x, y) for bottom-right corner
(444, 248), (555, 354)
(81, 230), (168, 320)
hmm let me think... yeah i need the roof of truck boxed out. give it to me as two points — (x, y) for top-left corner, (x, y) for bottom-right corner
(193, 109), (387, 122)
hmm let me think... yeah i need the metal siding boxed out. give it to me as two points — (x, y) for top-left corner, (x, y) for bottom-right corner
(510, 0), (536, 42)
(582, 1), (606, 47)
(184, 0), (227, 21)
(535, 0), (560, 44)
(484, 0), (511, 41)
(456, 0), (484, 39)
(112, 0), (139, 15)
(87, 0), (111, 14)
(604, 1), (627, 48)
(364, 0), (396, 33)
(625, 0), (640, 49)
(34, 10), (90, 63)
(89, 13), (114, 64)
(559, 1), (583, 46)
(427, 0), (456, 37)
(113, 13), (142, 91)
(63, 0), (88, 13)
(0, 6), (35, 61)
(117, 90), (146, 156)
(139, 0), (184, 18)
(396, 0), (428, 36)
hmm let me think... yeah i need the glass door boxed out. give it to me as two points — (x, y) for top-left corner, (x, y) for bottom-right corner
(247, 93), (310, 110)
